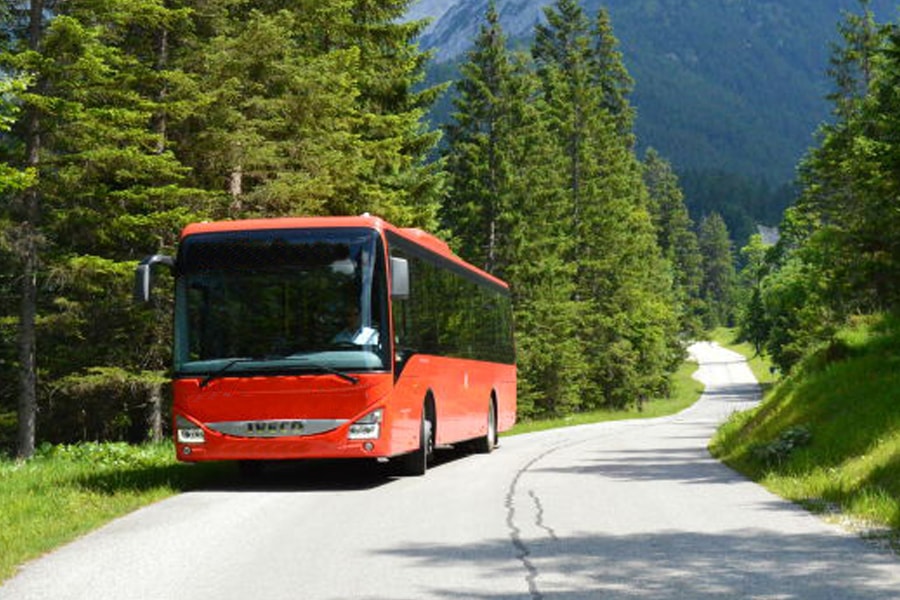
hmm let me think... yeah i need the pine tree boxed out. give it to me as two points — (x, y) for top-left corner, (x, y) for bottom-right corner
(442, 2), (586, 416)
(791, 1), (893, 318)
(174, 6), (364, 217)
(0, 78), (36, 195)
(591, 8), (635, 137)
(698, 212), (737, 328)
(749, 2), (896, 371)
(737, 234), (771, 355)
(442, 2), (515, 274)
(533, 0), (594, 227)
(826, 0), (882, 122)
(345, 0), (444, 227)
(504, 60), (586, 417)
(532, 0), (679, 409)
(2, 0), (49, 458)
(172, 0), (441, 227)
(643, 149), (703, 336)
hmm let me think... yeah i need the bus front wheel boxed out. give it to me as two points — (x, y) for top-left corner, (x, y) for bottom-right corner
(472, 399), (497, 454)
(398, 407), (433, 476)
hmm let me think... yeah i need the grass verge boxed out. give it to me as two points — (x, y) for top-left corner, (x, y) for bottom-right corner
(0, 443), (228, 582)
(710, 316), (900, 550)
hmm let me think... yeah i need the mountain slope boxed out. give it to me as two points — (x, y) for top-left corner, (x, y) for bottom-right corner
(409, 0), (898, 182)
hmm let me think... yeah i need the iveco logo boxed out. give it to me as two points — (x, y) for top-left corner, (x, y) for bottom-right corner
(205, 418), (346, 438)
(246, 420), (305, 434)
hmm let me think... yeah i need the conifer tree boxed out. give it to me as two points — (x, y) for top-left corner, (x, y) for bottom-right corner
(443, 2), (586, 416)
(789, 1), (893, 320)
(172, 0), (440, 227)
(749, 2), (895, 371)
(443, 2), (515, 273)
(174, 6), (363, 217)
(591, 7), (635, 136)
(0, 78), (35, 194)
(643, 149), (703, 336)
(532, 0), (679, 409)
(737, 234), (771, 355)
(698, 212), (737, 328)
(2, 0), (49, 458)
(826, 0), (882, 121)
(345, 0), (444, 227)
(533, 0), (594, 226)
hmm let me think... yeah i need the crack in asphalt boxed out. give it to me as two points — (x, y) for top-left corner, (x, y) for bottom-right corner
(505, 451), (547, 600)
(529, 490), (559, 541)
(504, 443), (581, 600)
(503, 421), (673, 599)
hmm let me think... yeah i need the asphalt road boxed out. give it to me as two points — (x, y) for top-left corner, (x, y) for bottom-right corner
(3, 342), (899, 599)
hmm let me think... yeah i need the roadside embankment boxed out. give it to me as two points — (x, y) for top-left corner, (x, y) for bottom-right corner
(710, 315), (900, 550)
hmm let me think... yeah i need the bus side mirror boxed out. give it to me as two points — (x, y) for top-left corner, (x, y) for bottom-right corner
(390, 257), (409, 300)
(134, 254), (175, 303)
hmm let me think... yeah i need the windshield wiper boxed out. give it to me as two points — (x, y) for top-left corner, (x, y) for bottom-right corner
(271, 355), (360, 385)
(199, 357), (255, 388)
(198, 355), (359, 388)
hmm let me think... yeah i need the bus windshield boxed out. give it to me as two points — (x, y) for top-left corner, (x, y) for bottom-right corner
(173, 227), (389, 377)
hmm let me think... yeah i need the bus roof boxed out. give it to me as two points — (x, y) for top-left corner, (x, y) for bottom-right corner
(179, 216), (508, 290)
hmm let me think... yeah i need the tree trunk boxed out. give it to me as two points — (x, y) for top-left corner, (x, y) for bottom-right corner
(147, 383), (164, 443)
(16, 0), (44, 460)
(228, 165), (243, 214)
(16, 223), (38, 460)
(152, 26), (169, 153)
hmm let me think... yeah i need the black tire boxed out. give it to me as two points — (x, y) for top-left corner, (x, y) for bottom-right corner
(472, 400), (497, 454)
(398, 408), (433, 476)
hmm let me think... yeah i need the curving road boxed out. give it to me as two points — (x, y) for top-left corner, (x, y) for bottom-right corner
(3, 342), (899, 599)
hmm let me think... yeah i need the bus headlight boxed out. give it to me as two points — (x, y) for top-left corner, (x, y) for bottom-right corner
(176, 416), (205, 444)
(348, 409), (383, 440)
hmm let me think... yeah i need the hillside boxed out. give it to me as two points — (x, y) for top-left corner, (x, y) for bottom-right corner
(410, 0), (898, 185)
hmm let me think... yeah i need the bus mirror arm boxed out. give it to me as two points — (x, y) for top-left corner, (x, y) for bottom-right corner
(134, 254), (175, 303)
(390, 257), (409, 300)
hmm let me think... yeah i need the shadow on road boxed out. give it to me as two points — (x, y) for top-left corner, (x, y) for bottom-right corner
(530, 446), (748, 487)
(74, 446), (478, 495)
(371, 529), (899, 599)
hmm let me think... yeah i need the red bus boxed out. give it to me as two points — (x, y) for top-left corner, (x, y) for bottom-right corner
(135, 215), (516, 475)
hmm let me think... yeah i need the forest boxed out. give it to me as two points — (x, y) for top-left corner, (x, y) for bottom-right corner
(0, 0), (895, 459)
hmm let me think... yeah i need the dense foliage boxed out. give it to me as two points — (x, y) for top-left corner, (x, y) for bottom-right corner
(736, 0), (900, 373)
(0, 0), (719, 455)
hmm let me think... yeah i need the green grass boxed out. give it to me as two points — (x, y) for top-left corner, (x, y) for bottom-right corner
(0, 443), (228, 582)
(711, 316), (900, 543)
(0, 356), (707, 584)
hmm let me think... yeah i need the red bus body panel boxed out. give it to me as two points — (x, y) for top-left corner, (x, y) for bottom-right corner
(172, 216), (516, 463)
